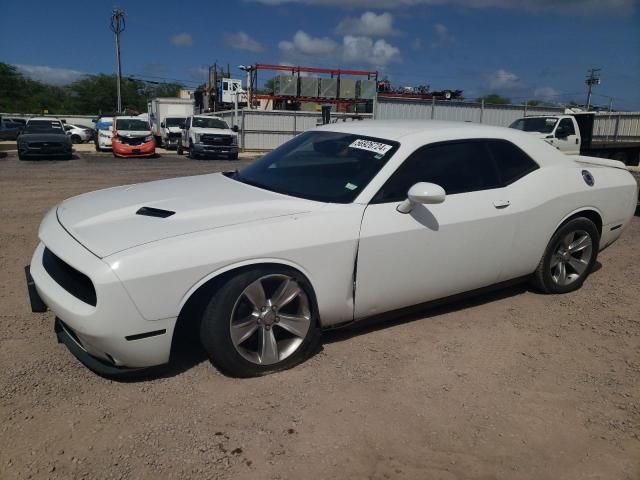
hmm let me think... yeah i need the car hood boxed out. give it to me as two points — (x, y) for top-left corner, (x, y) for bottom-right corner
(190, 127), (235, 136)
(19, 133), (69, 142)
(56, 173), (317, 258)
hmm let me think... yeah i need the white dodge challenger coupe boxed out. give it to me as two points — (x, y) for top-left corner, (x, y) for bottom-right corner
(26, 121), (638, 377)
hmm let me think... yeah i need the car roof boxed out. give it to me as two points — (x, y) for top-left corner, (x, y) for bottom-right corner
(115, 116), (146, 120)
(27, 117), (62, 123)
(316, 120), (531, 141)
(194, 115), (223, 119)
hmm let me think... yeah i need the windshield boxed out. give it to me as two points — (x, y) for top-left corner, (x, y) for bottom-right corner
(234, 131), (400, 203)
(166, 117), (185, 127)
(24, 120), (64, 134)
(116, 118), (149, 131)
(510, 117), (558, 134)
(192, 117), (228, 129)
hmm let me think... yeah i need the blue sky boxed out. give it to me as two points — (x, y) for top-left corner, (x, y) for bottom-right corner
(2, 0), (639, 109)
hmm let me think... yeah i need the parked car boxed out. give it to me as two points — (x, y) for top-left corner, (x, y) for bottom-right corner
(111, 116), (156, 158)
(25, 121), (637, 377)
(17, 117), (72, 160)
(64, 124), (94, 144)
(94, 117), (114, 152)
(177, 115), (239, 160)
(0, 119), (23, 140)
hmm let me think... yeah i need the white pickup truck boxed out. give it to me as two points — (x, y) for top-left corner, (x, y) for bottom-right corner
(177, 115), (239, 160)
(510, 112), (640, 166)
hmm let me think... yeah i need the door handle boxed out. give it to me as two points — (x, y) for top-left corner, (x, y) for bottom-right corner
(576, 138), (579, 144)
(493, 200), (510, 209)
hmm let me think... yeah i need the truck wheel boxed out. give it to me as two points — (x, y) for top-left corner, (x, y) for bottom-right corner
(229, 152), (239, 160)
(188, 140), (198, 159)
(176, 142), (183, 155)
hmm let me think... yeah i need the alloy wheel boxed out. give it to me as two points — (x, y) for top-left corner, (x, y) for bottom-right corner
(550, 230), (593, 286)
(229, 274), (311, 365)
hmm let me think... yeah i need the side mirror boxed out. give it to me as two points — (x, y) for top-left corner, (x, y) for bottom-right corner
(232, 125), (239, 132)
(397, 182), (446, 214)
(160, 121), (165, 128)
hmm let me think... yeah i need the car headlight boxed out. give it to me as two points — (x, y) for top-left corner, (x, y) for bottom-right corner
(231, 136), (238, 146)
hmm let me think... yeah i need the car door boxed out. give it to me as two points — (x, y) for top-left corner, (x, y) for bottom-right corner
(553, 118), (580, 155)
(354, 139), (519, 319)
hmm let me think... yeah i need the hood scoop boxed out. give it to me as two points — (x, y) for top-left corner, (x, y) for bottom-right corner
(136, 206), (175, 218)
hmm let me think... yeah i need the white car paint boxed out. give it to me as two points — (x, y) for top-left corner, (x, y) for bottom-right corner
(64, 124), (92, 143)
(29, 120), (638, 370)
(95, 117), (113, 150)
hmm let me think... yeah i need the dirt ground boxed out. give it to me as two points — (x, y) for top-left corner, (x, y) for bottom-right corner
(1, 151), (639, 480)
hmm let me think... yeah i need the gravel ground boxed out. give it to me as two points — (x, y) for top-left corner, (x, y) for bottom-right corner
(1, 151), (639, 480)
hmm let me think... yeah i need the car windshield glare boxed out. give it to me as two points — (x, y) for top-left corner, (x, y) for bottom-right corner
(192, 117), (228, 129)
(166, 117), (185, 127)
(234, 131), (400, 203)
(510, 117), (558, 134)
(116, 119), (149, 131)
(24, 120), (64, 134)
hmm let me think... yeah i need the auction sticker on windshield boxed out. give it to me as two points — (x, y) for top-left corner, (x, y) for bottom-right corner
(349, 139), (392, 155)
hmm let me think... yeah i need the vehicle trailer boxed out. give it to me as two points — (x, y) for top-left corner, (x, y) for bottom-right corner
(148, 98), (195, 149)
(510, 112), (640, 166)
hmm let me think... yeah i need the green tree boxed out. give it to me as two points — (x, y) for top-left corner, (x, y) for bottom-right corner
(0, 63), (69, 113)
(526, 99), (542, 107)
(477, 94), (511, 105)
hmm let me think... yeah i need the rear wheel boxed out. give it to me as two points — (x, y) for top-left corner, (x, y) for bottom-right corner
(200, 267), (321, 377)
(532, 217), (599, 294)
(70, 135), (81, 144)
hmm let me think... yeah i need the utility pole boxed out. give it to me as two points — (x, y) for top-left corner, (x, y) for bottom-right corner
(110, 8), (126, 113)
(585, 68), (601, 111)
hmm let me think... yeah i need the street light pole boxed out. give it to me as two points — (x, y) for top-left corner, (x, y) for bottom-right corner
(110, 9), (126, 113)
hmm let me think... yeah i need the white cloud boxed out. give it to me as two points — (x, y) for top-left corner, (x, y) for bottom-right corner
(342, 36), (401, 66)
(248, 0), (633, 14)
(430, 23), (455, 48)
(189, 67), (209, 81)
(533, 86), (560, 100)
(14, 64), (85, 86)
(279, 31), (338, 56)
(278, 30), (401, 67)
(485, 69), (520, 89)
(336, 11), (398, 36)
(170, 32), (193, 47)
(224, 31), (266, 52)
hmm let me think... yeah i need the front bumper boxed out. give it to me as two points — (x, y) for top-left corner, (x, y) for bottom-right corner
(19, 145), (72, 158)
(192, 142), (238, 156)
(112, 140), (155, 158)
(27, 209), (176, 373)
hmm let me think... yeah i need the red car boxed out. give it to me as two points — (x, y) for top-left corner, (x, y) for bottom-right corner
(112, 116), (156, 158)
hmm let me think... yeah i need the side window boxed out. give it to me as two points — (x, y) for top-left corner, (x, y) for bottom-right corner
(558, 118), (575, 135)
(64, 125), (73, 131)
(372, 140), (501, 203)
(485, 140), (539, 186)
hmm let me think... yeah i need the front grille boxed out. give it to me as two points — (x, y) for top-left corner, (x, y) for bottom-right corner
(119, 136), (146, 146)
(201, 134), (232, 146)
(167, 132), (181, 139)
(29, 141), (63, 149)
(42, 248), (97, 306)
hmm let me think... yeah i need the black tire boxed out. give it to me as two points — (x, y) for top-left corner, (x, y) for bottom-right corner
(18, 151), (26, 160)
(176, 141), (183, 155)
(200, 266), (321, 377)
(532, 217), (599, 294)
(188, 140), (198, 159)
(70, 135), (82, 144)
(229, 152), (239, 160)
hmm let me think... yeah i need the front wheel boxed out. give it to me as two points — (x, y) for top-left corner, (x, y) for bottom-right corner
(70, 135), (81, 144)
(176, 141), (183, 155)
(187, 140), (197, 159)
(200, 268), (321, 377)
(532, 217), (599, 294)
(228, 152), (239, 160)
